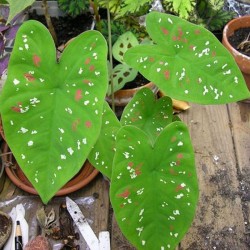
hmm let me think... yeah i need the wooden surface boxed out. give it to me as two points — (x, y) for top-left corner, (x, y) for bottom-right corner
(0, 101), (249, 249)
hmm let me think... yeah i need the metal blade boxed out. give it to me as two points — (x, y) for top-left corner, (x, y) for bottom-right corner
(66, 197), (99, 250)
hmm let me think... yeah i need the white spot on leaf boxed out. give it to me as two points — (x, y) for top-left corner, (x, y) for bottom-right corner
(67, 147), (74, 155)
(61, 154), (66, 160)
(13, 79), (20, 85)
(19, 127), (28, 134)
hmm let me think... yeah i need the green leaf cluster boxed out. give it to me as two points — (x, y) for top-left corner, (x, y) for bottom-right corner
(58, 0), (90, 17)
(162, 0), (196, 19)
(194, 0), (235, 31)
(97, 0), (152, 18)
(107, 31), (138, 95)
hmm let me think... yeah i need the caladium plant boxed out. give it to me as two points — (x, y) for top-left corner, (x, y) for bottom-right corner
(89, 87), (198, 250)
(89, 11), (249, 250)
(0, 10), (250, 250)
(0, 20), (108, 204)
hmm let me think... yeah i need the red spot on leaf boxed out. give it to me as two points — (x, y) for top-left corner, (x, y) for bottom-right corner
(127, 137), (132, 142)
(11, 106), (21, 113)
(135, 166), (142, 176)
(89, 65), (95, 71)
(177, 153), (183, 159)
(170, 225), (174, 231)
(212, 51), (216, 57)
(128, 162), (143, 176)
(131, 117), (138, 122)
(175, 184), (184, 192)
(176, 160), (181, 166)
(85, 120), (92, 128)
(83, 79), (91, 84)
(75, 89), (83, 101)
(169, 169), (178, 176)
(128, 162), (134, 167)
(178, 28), (183, 37)
(195, 29), (201, 35)
(171, 136), (176, 142)
(164, 70), (170, 80)
(24, 73), (35, 82)
(161, 27), (169, 35)
(33, 54), (41, 67)
(149, 57), (155, 62)
(118, 189), (130, 198)
(85, 57), (91, 64)
(172, 36), (177, 41)
(72, 118), (80, 131)
(189, 45), (195, 50)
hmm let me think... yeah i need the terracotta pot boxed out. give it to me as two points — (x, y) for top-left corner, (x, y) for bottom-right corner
(106, 81), (158, 106)
(2, 142), (99, 196)
(222, 16), (250, 102)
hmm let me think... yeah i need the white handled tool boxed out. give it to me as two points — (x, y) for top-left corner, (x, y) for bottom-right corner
(66, 197), (110, 250)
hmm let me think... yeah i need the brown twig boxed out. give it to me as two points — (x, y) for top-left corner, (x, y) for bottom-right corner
(42, 0), (58, 46)
(237, 32), (250, 52)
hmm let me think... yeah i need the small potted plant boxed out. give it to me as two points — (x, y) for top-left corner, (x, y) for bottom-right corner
(0, 11), (249, 250)
(106, 31), (157, 106)
(222, 15), (250, 95)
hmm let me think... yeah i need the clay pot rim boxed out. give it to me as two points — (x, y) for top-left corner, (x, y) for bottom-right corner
(113, 81), (156, 95)
(106, 81), (158, 106)
(222, 16), (250, 61)
(2, 142), (99, 196)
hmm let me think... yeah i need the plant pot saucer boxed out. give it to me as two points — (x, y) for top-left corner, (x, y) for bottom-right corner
(2, 142), (99, 196)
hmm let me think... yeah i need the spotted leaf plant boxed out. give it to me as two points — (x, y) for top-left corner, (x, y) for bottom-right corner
(89, 11), (250, 250)
(125, 11), (250, 104)
(107, 31), (139, 95)
(88, 87), (197, 250)
(0, 20), (108, 204)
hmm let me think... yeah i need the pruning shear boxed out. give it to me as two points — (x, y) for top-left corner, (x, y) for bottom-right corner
(66, 197), (110, 250)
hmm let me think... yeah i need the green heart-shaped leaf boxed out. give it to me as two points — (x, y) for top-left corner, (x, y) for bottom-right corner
(124, 12), (250, 104)
(0, 20), (108, 203)
(110, 122), (198, 249)
(88, 102), (121, 179)
(121, 88), (173, 143)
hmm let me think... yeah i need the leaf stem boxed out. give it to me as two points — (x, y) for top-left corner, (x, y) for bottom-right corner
(107, 1), (115, 112)
(42, 0), (58, 46)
